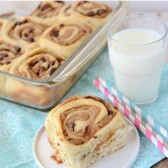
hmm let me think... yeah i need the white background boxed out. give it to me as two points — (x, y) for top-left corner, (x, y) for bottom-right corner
(129, 1), (168, 12)
(1, 1), (168, 15)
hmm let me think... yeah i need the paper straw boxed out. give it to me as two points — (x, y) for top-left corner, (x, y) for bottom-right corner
(98, 77), (168, 140)
(93, 79), (168, 157)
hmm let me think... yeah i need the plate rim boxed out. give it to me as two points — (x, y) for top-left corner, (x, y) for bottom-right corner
(33, 117), (140, 168)
(33, 125), (45, 168)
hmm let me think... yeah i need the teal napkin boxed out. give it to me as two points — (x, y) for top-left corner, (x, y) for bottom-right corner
(0, 47), (167, 168)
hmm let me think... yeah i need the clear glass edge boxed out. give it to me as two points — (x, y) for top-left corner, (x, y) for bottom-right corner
(108, 14), (168, 47)
(0, 1), (123, 86)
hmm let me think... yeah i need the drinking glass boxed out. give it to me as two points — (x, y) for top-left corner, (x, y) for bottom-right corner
(108, 15), (167, 104)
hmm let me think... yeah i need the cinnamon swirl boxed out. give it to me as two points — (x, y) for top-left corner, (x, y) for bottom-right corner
(61, 1), (112, 27)
(3, 17), (49, 49)
(39, 18), (94, 58)
(6, 48), (65, 106)
(45, 95), (132, 168)
(0, 19), (7, 34)
(0, 21), (2, 31)
(30, 1), (65, 24)
(0, 40), (23, 95)
(0, 40), (23, 71)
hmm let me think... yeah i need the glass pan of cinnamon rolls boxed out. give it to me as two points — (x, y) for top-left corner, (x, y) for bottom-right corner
(0, 1), (127, 110)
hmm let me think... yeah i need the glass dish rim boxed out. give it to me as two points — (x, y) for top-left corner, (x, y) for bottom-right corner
(0, 1), (123, 86)
(108, 14), (168, 47)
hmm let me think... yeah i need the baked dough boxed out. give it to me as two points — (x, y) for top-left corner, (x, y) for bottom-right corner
(2, 17), (50, 50)
(0, 40), (24, 95)
(0, 40), (24, 71)
(39, 18), (94, 58)
(0, 1), (113, 108)
(0, 19), (8, 35)
(6, 47), (65, 106)
(45, 95), (132, 168)
(60, 1), (112, 27)
(30, 1), (65, 25)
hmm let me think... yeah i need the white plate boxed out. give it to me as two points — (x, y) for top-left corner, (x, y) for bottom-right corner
(33, 118), (140, 168)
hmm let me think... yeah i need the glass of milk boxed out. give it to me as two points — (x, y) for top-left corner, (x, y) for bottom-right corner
(108, 15), (167, 104)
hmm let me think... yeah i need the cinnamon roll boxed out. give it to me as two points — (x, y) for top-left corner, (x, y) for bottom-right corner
(30, 1), (65, 24)
(0, 40), (23, 71)
(0, 19), (3, 33)
(39, 18), (94, 58)
(0, 40), (23, 95)
(45, 95), (132, 168)
(6, 48), (65, 106)
(0, 22), (2, 32)
(3, 17), (50, 50)
(0, 19), (7, 34)
(61, 1), (112, 27)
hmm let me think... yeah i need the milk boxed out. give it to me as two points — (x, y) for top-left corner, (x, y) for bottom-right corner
(108, 28), (165, 103)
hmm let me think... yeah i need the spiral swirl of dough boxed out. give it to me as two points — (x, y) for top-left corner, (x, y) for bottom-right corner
(15, 50), (64, 80)
(0, 23), (2, 32)
(48, 22), (93, 46)
(64, 1), (112, 18)
(53, 95), (116, 145)
(0, 41), (23, 66)
(8, 18), (48, 44)
(31, 1), (65, 19)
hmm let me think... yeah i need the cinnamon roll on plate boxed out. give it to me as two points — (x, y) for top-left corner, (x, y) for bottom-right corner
(61, 1), (112, 27)
(6, 47), (65, 106)
(45, 95), (132, 168)
(0, 40), (23, 95)
(3, 17), (50, 50)
(30, 1), (66, 25)
(39, 18), (94, 58)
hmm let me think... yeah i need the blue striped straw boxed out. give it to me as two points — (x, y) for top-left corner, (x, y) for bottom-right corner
(98, 77), (168, 140)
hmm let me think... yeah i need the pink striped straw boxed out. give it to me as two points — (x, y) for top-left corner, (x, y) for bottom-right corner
(93, 79), (168, 157)
(98, 77), (168, 140)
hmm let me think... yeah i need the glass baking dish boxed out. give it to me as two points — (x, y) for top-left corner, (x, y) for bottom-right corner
(0, 1), (128, 110)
